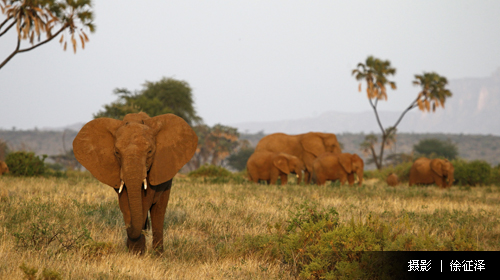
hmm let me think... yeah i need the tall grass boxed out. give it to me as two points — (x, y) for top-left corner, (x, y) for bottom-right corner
(0, 174), (499, 279)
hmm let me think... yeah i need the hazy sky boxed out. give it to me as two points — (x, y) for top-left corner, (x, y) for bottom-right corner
(1, 0), (499, 130)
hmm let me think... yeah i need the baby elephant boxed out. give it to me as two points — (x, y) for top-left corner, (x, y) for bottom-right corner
(409, 157), (454, 188)
(312, 152), (364, 186)
(247, 151), (305, 185)
(0, 161), (9, 175)
(386, 173), (399, 186)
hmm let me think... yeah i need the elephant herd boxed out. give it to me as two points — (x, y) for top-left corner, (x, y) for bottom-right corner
(245, 132), (455, 189)
(246, 132), (365, 186)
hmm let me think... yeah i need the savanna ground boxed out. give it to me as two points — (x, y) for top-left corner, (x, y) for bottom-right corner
(0, 173), (499, 279)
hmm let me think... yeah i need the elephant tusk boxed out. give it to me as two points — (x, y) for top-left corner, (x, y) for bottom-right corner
(143, 178), (147, 190)
(119, 181), (124, 194)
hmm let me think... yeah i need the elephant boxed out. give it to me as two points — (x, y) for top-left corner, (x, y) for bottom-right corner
(312, 152), (364, 186)
(386, 173), (399, 186)
(0, 161), (8, 175)
(409, 157), (454, 188)
(254, 132), (342, 184)
(247, 151), (305, 185)
(73, 112), (198, 254)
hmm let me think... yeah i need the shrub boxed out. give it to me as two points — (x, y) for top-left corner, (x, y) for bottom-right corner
(276, 202), (402, 279)
(452, 159), (492, 186)
(5, 151), (46, 176)
(364, 162), (412, 183)
(413, 138), (458, 160)
(227, 147), (254, 171)
(488, 165), (500, 186)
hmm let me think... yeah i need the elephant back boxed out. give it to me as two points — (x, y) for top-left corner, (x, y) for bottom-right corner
(255, 133), (303, 157)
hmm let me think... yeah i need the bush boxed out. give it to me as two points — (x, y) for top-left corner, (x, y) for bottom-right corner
(452, 159), (492, 186)
(490, 166), (500, 186)
(413, 138), (458, 160)
(227, 147), (254, 171)
(364, 162), (412, 183)
(188, 164), (232, 178)
(5, 151), (47, 176)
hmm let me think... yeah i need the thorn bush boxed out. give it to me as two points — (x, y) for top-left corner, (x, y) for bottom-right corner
(5, 151), (47, 176)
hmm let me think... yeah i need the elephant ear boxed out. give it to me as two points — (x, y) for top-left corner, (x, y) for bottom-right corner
(145, 114), (198, 185)
(273, 155), (290, 174)
(73, 118), (122, 188)
(430, 159), (443, 177)
(352, 154), (364, 170)
(338, 153), (353, 174)
(301, 133), (326, 157)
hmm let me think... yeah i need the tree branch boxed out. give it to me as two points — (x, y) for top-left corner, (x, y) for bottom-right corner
(17, 25), (67, 53)
(0, 17), (16, 34)
(368, 97), (385, 136)
(0, 36), (21, 70)
(370, 144), (380, 170)
(0, 20), (15, 37)
(391, 97), (419, 130)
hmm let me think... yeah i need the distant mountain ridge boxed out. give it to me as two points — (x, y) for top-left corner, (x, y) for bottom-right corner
(232, 69), (500, 135)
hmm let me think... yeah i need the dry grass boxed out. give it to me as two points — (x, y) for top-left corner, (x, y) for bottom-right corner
(1, 174), (499, 279)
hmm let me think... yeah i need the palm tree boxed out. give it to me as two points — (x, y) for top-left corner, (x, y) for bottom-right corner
(352, 56), (452, 169)
(352, 56), (397, 169)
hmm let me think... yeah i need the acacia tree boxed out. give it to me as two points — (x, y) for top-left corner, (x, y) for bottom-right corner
(353, 56), (452, 169)
(94, 77), (202, 126)
(189, 124), (240, 169)
(0, 0), (94, 70)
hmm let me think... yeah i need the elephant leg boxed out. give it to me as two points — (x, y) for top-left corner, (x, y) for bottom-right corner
(304, 170), (311, 184)
(316, 174), (326, 185)
(347, 173), (355, 186)
(434, 176), (445, 188)
(339, 174), (348, 185)
(280, 173), (288, 185)
(150, 190), (171, 253)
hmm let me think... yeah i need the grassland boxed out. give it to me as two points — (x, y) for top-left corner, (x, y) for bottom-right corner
(1, 174), (499, 279)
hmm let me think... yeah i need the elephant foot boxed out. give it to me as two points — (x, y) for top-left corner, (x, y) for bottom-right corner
(127, 234), (146, 254)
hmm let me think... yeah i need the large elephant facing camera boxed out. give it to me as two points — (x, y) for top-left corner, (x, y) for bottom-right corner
(247, 151), (305, 185)
(254, 132), (342, 183)
(312, 152), (364, 186)
(73, 112), (197, 254)
(409, 157), (454, 188)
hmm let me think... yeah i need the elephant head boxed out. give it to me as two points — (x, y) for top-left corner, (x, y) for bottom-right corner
(337, 153), (364, 185)
(430, 158), (454, 187)
(274, 153), (305, 184)
(73, 113), (197, 251)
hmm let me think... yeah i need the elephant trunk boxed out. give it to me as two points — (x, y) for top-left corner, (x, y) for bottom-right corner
(356, 169), (364, 185)
(122, 161), (146, 240)
(447, 173), (454, 188)
(296, 169), (303, 184)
